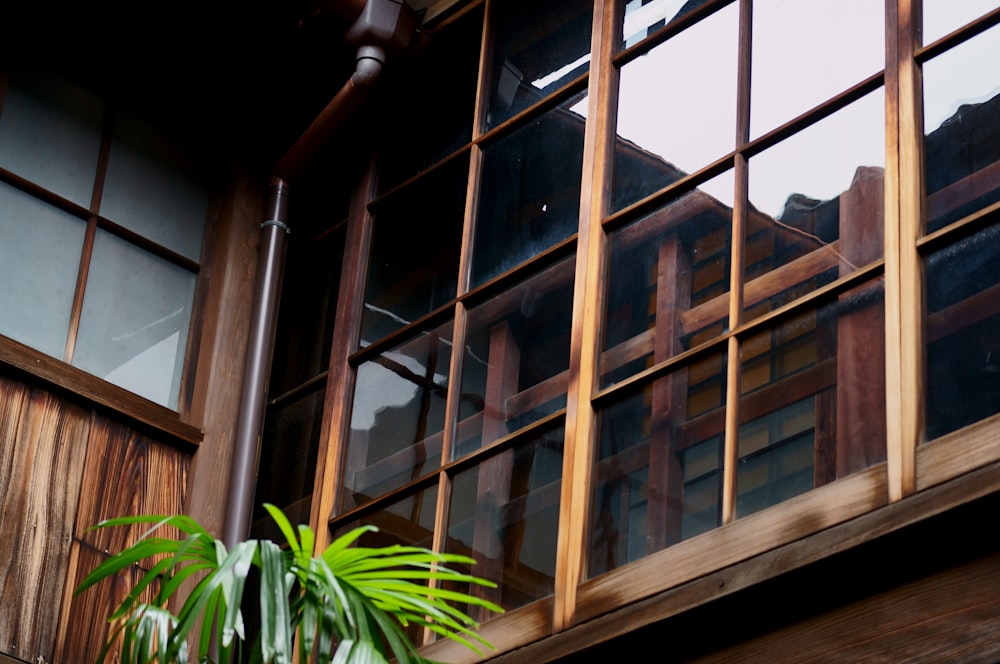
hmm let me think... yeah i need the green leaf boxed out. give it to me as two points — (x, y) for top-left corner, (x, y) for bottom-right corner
(259, 539), (292, 664)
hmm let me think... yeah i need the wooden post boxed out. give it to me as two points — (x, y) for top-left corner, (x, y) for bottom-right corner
(648, 237), (691, 550)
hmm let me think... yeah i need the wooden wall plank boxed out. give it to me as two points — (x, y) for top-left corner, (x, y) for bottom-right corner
(0, 377), (91, 664)
(74, 416), (189, 554)
(57, 545), (150, 664)
(685, 551), (1000, 664)
(185, 169), (263, 539)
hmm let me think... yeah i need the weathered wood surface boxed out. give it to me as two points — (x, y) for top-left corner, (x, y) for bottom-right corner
(685, 551), (1000, 664)
(74, 417), (189, 554)
(56, 545), (152, 664)
(0, 376), (91, 664)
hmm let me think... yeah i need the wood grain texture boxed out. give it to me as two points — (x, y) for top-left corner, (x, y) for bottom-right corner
(0, 335), (201, 447)
(685, 551), (1000, 664)
(0, 377), (91, 664)
(185, 169), (263, 538)
(56, 545), (151, 664)
(574, 464), (887, 625)
(74, 416), (189, 554)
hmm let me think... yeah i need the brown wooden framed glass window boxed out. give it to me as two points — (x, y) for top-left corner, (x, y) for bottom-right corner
(304, 1), (1000, 654)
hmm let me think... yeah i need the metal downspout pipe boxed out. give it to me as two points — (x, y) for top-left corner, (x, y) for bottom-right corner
(222, 0), (418, 548)
(223, 177), (290, 548)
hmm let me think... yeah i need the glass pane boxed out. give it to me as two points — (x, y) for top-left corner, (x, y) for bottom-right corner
(746, 89), (885, 321)
(447, 427), (563, 616)
(377, 6), (482, 192)
(0, 182), (84, 356)
(340, 321), (452, 512)
(73, 229), (195, 409)
(589, 348), (727, 578)
(602, 172), (734, 388)
(101, 114), (209, 261)
(474, 94), (586, 286)
(925, 216), (1000, 441)
(487, 0), (593, 128)
(621, 0), (724, 49)
(269, 222), (345, 397)
(455, 257), (575, 458)
(362, 158), (465, 345)
(750, 0), (884, 139)
(0, 73), (103, 207)
(612, 2), (738, 211)
(252, 387), (326, 541)
(736, 280), (886, 518)
(923, 0), (998, 45)
(923, 24), (1000, 233)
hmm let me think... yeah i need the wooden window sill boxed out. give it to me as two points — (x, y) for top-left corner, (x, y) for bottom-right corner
(0, 334), (202, 450)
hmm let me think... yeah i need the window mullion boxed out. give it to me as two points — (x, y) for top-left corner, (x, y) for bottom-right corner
(721, 0), (753, 526)
(64, 111), (113, 364)
(310, 149), (378, 551)
(885, 0), (923, 502)
(556, 0), (617, 633)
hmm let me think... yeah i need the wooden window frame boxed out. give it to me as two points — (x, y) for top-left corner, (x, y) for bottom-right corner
(0, 71), (208, 445)
(309, 1), (1000, 659)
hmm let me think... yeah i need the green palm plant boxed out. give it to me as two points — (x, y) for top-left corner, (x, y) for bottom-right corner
(75, 503), (503, 664)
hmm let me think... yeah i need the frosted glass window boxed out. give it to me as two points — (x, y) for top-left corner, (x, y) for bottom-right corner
(0, 182), (85, 356)
(74, 230), (195, 408)
(101, 114), (209, 261)
(0, 75), (104, 207)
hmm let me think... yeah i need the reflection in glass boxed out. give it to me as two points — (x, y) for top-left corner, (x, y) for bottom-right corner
(922, 0), (997, 46)
(736, 281), (886, 518)
(613, 2), (738, 211)
(589, 349), (727, 577)
(455, 257), (574, 458)
(602, 172), (734, 388)
(447, 426), (563, 618)
(74, 229), (195, 408)
(621, 0), (722, 48)
(252, 387), (326, 542)
(101, 114), (209, 261)
(925, 217), (1000, 441)
(362, 159), (466, 344)
(341, 322), (452, 512)
(746, 89), (885, 320)
(269, 223), (345, 397)
(474, 95), (586, 286)
(750, 0), (883, 139)
(376, 6), (482, 192)
(923, 24), (1000, 233)
(487, 0), (592, 128)
(0, 74), (104, 207)
(0, 183), (85, 357)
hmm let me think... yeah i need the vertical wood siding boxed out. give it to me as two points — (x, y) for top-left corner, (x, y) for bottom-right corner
(0, 377), (90, 664)
(0, 373), (190, 664)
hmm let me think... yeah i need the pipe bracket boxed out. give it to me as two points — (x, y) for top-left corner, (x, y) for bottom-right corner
(261, 219), (291, 234)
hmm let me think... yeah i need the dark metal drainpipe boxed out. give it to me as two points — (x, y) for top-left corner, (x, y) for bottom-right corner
(223, 176), (290, 548)
(222, 0), (417, 547)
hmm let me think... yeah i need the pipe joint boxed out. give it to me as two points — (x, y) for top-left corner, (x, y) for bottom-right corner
(352, 47), (385, 88)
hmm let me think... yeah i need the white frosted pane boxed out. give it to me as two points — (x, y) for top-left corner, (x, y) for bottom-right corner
(0, 75), (104, 206)
(101, 114), (209, 261)
(74, 230), (195, 408)
(0, 182), (84, 356)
